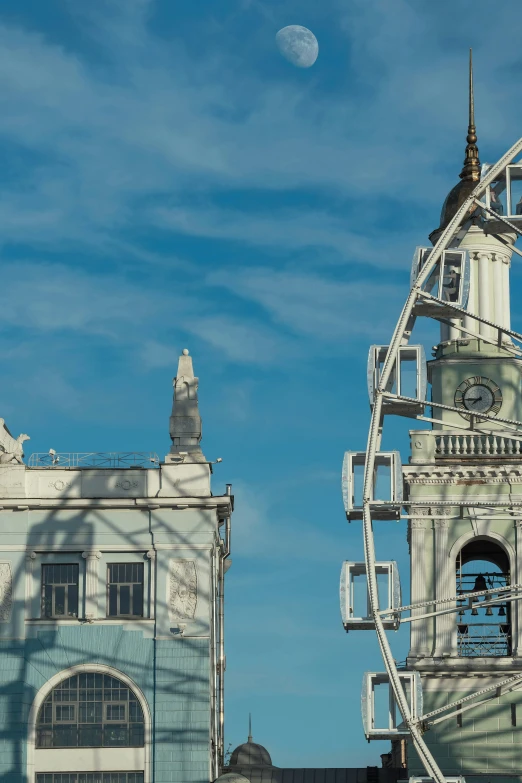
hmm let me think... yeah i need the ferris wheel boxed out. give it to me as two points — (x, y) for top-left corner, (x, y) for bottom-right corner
(340, 126), (522, 783)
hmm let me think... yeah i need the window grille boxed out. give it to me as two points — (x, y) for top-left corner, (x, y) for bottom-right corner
(36, 774), (144, 783)
(36, 673), (144, 748)
(107, 564), (144, 618)
(41, 565), (79, 619)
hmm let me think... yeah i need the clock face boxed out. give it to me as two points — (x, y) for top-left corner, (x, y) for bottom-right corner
(454, 376), (503, 420)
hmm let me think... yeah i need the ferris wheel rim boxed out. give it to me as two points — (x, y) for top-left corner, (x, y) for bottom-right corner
(359, 134), (522, 783)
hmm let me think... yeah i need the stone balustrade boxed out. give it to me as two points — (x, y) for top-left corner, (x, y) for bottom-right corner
(410, 429), (522, 462)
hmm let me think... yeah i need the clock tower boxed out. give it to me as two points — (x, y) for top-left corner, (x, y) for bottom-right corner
(404, 55), (522, 780)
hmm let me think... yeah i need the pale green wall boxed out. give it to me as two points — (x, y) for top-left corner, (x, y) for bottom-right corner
(0, 502), (221, 783)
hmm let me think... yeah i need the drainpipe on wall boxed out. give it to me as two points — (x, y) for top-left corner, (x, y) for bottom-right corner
(149, 511), (158, 783)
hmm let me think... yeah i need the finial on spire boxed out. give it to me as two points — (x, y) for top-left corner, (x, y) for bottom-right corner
(459, 48), (480, 182)
(248, 713), (253, 743)
(166, 349), (206, 463)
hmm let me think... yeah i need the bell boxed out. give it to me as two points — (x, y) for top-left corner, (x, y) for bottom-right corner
(485, 606), (493, 617)
(471, 606), (479, 616)
(498, 605), (506, 617)
(473, 574), (487, 592)
(458, 609), (464, 617)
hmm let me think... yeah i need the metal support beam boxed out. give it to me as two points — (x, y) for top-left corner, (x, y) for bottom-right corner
(378, 584), (522, 617)
(419, 672), (522, 725)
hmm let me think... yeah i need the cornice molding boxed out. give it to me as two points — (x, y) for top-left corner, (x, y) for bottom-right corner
(404, 466), (522, 484)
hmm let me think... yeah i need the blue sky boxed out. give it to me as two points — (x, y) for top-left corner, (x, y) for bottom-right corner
(3, 0), (522, 770)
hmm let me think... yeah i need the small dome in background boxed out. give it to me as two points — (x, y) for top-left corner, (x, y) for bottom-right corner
(229, 737), (272, 768)
(215, 773), (251, 783)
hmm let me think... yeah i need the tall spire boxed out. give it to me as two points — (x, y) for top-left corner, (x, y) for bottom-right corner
(166, 348), (205, 463)
(429, 49), (482, 244)
(459, 48), (480, 183)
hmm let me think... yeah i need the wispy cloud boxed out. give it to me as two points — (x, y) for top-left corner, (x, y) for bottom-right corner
(231, 480), (349, 563)
(153, 204), (421, 268)
(0, 260), (293, 365)
(4, 0), (521, 262)
(208, 266), (405, 342)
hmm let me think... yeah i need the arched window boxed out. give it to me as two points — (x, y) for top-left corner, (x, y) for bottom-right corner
(456, 538), (511, 657)
(36, 673), (144, 748)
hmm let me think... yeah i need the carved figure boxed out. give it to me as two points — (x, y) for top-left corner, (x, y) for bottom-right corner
(0, 563), (12, 622)
(0, 419), (30, 465)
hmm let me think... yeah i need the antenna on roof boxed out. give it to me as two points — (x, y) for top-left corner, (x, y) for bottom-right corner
(248, 713), (253, 742)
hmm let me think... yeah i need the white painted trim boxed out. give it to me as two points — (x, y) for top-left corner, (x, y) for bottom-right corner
(34, 747), (145, 773)
(0, 545), (216, 552)
(25, 619), (155, 625)
(0, 545), (215, 553)
(150, 544), (213, 550)
(448, 528), (515, 565)
(0, 498), (228, 508)
(27, 663), (152, 783)
(154, 634), (210, 640)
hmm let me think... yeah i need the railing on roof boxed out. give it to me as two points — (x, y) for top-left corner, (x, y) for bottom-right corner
(28, 452), (160, 469)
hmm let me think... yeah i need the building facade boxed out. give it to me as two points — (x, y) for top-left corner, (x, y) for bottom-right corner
(405, 89), (522, 777)
(222, 732), (404, 783)
(0, 349), (232, 783)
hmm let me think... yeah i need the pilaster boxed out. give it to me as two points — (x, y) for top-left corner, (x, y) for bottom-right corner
(502, 254), (511, 333)
(147, 550), (156, 620)
(82, 550), (102, 620)
(433, 510), (455, 656)
(514, 521), (522, 657)
(25, 550), (36, 618)
(477, 250), (493, 341)
(409, 510), (431, 658)
(457, 227), (516, 344)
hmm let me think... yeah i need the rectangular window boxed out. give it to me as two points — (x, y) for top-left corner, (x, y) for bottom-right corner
(41, 564), (79, 619)
(107, 564), (144, 618)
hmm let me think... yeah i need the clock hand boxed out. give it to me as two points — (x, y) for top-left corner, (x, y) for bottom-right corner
(467, 397), (483, 406)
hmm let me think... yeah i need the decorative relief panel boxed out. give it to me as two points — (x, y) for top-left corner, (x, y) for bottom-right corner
(81, 470), (146, 498)
(168, 559), (197, 622)
(37, 472), (81, 497)
(115, 480), (139, 491)
(0, 562), (13, 622)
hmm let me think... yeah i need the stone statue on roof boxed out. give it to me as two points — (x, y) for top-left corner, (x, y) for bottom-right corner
(0, 418), (30, 465)
(166, 349), (206, 464)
